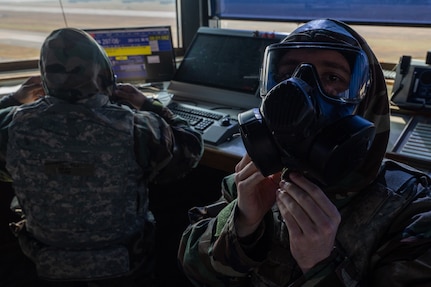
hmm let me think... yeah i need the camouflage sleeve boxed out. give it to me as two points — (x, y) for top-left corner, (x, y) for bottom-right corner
(368, 195), (431, 286)
(178, 174), (272, 286)
(139, 97), (174, 122)
(0, 94), (21, 109)
(286, 247), (353, 287)
(370, 241), (431, 286)
(0, 94), (31, 163)
(0, 106), (18, 181)
(133, 107), (203, 184)
(0, 94), (22, 148)
(294, 181), (431, 287)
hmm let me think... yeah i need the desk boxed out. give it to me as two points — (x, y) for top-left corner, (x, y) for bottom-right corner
(200, 136), (244, 173)
(201, 112), (426, 174)
(386, 111), (431, 172)
(200, 108), (431, 174)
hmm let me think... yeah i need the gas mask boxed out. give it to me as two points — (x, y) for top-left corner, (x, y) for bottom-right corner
(238, 61), (375, 186)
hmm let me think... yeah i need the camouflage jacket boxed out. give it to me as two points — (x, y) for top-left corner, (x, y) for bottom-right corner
(0, 94), (21, 181)
(0, 93), (203, 184)
(179, 160), (431, 286)
(0, 26), (204, 281)
(0, 93), (203, 280)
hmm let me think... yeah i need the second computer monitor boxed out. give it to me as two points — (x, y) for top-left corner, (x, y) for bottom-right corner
(85, 26), (176, 84)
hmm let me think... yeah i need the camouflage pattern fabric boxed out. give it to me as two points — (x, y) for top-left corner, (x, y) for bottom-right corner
(6, 95), (149, 280)
(1, 27), (203, 281)
(8, 96), (142, 243)
(39, 27), (115, 102)
(178, 19), (431, 286)
(0, 94), (22, 182)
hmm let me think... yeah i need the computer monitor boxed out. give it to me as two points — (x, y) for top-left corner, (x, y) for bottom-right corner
(85, 26), (176, 84)
(174, 28), (287, 95)
(169, 27), (288, 109)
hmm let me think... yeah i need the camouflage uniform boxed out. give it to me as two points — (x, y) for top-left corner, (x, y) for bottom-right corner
(0, 95), (22, 182)
(0, 28), (203, 285)
(178, 20), (431, 286)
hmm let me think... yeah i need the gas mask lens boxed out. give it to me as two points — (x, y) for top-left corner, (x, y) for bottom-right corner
(260, 45), (370, 104)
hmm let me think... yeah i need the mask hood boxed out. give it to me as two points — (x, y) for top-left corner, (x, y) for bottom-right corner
(258, 19), (389, 193)
(39, 28), (115, 102)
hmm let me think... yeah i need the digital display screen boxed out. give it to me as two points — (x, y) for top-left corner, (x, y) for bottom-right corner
(174, 30), (286, 95)
(85, 26), (176, 84)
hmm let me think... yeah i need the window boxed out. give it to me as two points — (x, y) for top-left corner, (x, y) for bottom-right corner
(208, 0), (431, 65)
(0, 0), (429, 68)
(214, 20), (430, 65)
(211, 0), (431, 27)
(0, 0), (177, 63)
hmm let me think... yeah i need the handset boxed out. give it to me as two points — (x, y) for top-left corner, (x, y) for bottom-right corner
(391, 55), (411, 103)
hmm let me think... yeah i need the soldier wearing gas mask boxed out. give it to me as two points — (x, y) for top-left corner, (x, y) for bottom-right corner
(179, 19), (431, 286)
(238, 19), (374, 185)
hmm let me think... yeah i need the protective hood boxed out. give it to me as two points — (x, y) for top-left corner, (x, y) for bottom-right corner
(39, 28), (115, 102)
(288, 19), (390, 194)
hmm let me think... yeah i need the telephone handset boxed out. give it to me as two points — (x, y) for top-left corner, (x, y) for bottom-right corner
(391, 55), (411, 102)
(391, 54), (431, 111)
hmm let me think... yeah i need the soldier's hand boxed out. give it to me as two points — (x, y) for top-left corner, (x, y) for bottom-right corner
(234, 154), (280, 238)
(13, 76), (44, 104)
(276, 172), (341, 274)
(112, 83), (148, 110)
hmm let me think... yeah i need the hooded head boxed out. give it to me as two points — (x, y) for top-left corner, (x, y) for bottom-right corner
(39, 28), (116, 102)
(240, 19), (389, 193)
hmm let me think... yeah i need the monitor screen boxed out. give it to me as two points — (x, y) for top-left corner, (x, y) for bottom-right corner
(173, 28), (287, 95)
(85, 26), (176, 84)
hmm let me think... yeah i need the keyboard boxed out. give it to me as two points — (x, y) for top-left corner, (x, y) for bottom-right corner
(167, 102), (239, 145)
